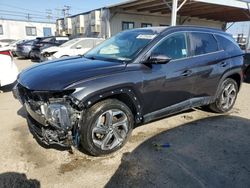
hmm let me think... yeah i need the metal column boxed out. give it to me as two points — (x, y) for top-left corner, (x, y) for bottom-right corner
(171, 0), (178, 26)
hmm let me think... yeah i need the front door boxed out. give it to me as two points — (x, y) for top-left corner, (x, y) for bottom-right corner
(142, 32), (195, 114)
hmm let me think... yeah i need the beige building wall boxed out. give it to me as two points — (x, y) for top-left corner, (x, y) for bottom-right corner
(0, 19), (56, 40)
(110, 12), (224, 36)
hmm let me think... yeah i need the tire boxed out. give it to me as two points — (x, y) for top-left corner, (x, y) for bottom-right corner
(209, 78), (238, 113)
(79, 99), (134, 156)
(245, 67), (250, 83)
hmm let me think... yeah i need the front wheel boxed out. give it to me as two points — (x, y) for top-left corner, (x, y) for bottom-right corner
(209, 78), (238, 113)
(79, 99), (134, 156)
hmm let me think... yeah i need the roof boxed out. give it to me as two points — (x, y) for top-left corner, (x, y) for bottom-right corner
(0, 17), (55, 24)
(107, 0), (250, 22)
(164, 25), (231, 35)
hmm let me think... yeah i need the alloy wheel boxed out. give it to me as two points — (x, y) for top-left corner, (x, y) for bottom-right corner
(92, 109), (129, 150)
(220, 83), (237, 110)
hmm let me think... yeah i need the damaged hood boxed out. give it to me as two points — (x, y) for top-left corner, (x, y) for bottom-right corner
(18, 56), (126, 91)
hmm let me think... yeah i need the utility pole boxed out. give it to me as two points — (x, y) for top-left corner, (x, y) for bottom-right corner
(26, 13), (31, 21)
(46, 9), (53, 22)
(62, 5), (71, 30)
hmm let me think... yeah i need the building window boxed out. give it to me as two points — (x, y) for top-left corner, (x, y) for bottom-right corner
(141, 23), (152, 28)
(43, 27), (52, 37)
(122, 22), (134, 30)
(0, 25), (3, 35)
(160, 24), (169, 27)
(26, 26), (37, 36)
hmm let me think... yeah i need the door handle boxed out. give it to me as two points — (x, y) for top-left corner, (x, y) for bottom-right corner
(181, 70), (192, 77)
(220, 62), (229, 67)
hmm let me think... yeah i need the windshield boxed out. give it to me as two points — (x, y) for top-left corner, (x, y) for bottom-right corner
(84, 29), (159, 62)
(60, 38), (81, 47)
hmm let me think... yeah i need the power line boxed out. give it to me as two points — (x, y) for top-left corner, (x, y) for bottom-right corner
(0, 2), (46, 14)
(0, 3), (59, 17)
(0, 13), (55, 20)
(0, 9), (56, 19)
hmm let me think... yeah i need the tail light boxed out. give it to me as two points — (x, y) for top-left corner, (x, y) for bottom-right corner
(0, 50), (13, 60)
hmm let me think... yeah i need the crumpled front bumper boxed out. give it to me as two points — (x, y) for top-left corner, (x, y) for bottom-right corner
(13, 83), (75, 148)
(27, 115), (71, 148)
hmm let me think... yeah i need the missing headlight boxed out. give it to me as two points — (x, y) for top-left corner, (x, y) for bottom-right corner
(45, 103), (71, 130)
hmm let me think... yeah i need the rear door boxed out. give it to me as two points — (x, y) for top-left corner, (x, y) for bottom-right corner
(187, 32), (226, 101)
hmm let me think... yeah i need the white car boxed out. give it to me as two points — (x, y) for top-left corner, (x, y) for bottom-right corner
(0, 40), (26, 56)
(0, 51), (18, 87)
(0, 39), (16, 47)
(40, 38), (104, 61)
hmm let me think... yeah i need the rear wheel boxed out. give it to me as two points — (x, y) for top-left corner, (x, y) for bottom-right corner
(209, 78), (238, 113)
(79, 99), (134, 156)
(245, 67), (250, 83)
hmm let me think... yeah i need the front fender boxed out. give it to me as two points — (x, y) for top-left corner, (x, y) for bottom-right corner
(68, 71), (144, 122)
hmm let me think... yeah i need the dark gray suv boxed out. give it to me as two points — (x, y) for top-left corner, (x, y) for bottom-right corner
(13, 26), (244, 156)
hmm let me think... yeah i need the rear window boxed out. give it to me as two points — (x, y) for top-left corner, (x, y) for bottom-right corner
(24, 40), (35, 45)
(41, 37), (54, 42)
(189, 32), (218, 56)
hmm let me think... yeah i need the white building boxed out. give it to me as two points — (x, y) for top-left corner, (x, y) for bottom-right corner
(56, 0), (250, 39)
(0, 18), (56, 40)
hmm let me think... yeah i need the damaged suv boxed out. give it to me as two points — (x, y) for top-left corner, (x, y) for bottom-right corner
(13, 26), (244, 156)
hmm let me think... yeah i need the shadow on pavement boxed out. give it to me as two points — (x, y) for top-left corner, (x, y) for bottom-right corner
(0, 172), (40, 188)
(105, 115), (250, 188)
(0, 82), (16, 93)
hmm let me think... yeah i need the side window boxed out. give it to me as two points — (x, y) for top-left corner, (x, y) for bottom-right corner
(72, 39), (94, 49)
(141, 23), (152, 28)
(122, 22), (134, 31)
(0, 25), (3, 35)
(215, 35), (240, 52)
(152, 33), (188, 60)
(189, 33), (218, 56)
(26, 26), (37, 36)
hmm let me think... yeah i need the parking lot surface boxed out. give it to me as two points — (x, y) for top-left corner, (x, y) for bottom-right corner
(0, 58), (250, 187)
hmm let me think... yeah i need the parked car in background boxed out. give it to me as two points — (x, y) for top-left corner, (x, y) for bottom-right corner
(40, 38), (105, 61)
(30, 36), (69, 61)
(0, 50), (18, 87)
(0, 39), (16, 47)
(16, 39), (36, 58)
(13, 26), (244, 156)
(244, 53), (250, 82)
(5, 40), (27, 56)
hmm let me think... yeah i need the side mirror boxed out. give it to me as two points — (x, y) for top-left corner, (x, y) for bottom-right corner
(147, 54), (171, 64)
(76, 45), (82, 49)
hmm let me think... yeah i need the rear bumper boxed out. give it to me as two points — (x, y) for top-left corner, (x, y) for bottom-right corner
(0, 61), (18, 87)
(30, 50), (40, 60)
(15, 51), (29, 58)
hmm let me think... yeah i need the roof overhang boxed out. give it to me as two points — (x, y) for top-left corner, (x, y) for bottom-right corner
(108, 0), (250, 22)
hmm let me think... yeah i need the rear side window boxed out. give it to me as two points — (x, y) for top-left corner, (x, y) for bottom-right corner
(215, 35), (240, 52)
(189, 33), (218, 56)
